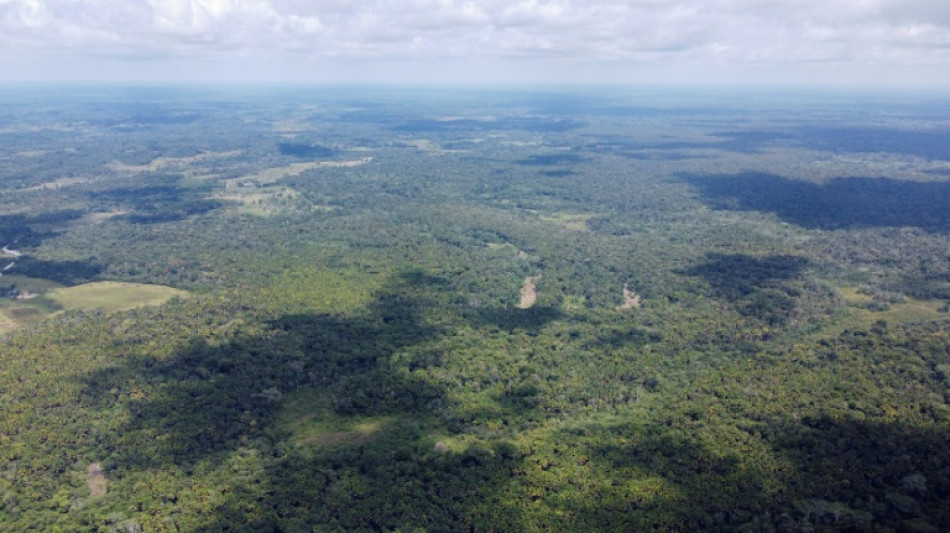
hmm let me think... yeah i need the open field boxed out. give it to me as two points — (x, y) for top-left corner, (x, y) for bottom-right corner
(847, 297), (948, 327)
(46, 281), (188, 313)
(0, 274), (64, 293)
(0, 281), (188, 332)
(108, 150), (242, 173)
(540, 212), (595, 232)
(836, 286), (948, 327)
(0, 310), (15, 334)
(214, 186), (309, 215)
(223, 157), (373, 189)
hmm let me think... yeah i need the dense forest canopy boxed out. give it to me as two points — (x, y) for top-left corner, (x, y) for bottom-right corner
(0, 85), (949, 532)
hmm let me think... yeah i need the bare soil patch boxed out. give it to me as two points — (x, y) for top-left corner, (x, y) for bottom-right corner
(86, 463), (107, 497)
(519, 275), (542, 309)
(618, 284), (642, 310)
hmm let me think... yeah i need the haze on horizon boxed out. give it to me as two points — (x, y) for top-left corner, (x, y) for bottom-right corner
(1, 0), (949, 87)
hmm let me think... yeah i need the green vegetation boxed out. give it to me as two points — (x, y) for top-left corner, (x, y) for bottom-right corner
(0, 86), (949, 531)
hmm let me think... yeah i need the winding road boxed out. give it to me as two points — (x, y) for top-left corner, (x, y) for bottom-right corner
(1, 245), (21, 277)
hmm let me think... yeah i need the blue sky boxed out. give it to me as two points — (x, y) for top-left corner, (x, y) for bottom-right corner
(2, 0), (949, 86)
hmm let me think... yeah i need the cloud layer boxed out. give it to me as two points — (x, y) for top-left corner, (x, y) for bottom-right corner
(1, 0), (948, 84)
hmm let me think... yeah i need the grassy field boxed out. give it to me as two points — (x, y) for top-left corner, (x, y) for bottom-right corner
(45, 281), (189, 313)
(0, 274), (65, 293)
(838, 285), (947, 325)
(540, 211), (596, 232)
(1, 281), (188, 333)
(0, 310), (15, 334)
(852, 297), (948, 326)
(838, 286), (872, 303)
(214, 186), (307, 216)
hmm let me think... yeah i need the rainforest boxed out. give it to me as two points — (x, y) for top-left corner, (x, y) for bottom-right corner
(1, 85), (949, 532)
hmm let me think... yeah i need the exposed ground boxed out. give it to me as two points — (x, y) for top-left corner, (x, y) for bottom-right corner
(86, 463), (107, 497)
(519, 275), (542, 309)
(2, 246), (22, 258)
(619, 284), (642, 310)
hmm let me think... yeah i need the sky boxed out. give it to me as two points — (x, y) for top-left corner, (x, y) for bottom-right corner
(1, 0), (949, 86)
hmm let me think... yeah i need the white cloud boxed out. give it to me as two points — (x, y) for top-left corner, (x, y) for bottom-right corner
(0, 0), (947, 84)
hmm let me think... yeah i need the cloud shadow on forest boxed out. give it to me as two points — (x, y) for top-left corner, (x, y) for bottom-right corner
(74, 269), (563, 530)
(7, 256), (104, 286)
(793, 125), (950, 161)
(763, 414), (950, 528)
(679, 253), (809, 325)
(584, 123), (950, 161)
(578, 412), (950, 531)
(680, 172), (950, 232)
(681, 253), (808, 300)
(466, 305), (564, 333)
(579, 131), (790, 160)
(78, 272), (453, 469)
(0, 211), (105, 284)
(89, 176), (223, 225)
(67, 266), (950, 530)
(515, 153), (585, 166)
(0, 210), (86, 248)
(338, 109), (582, 133)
